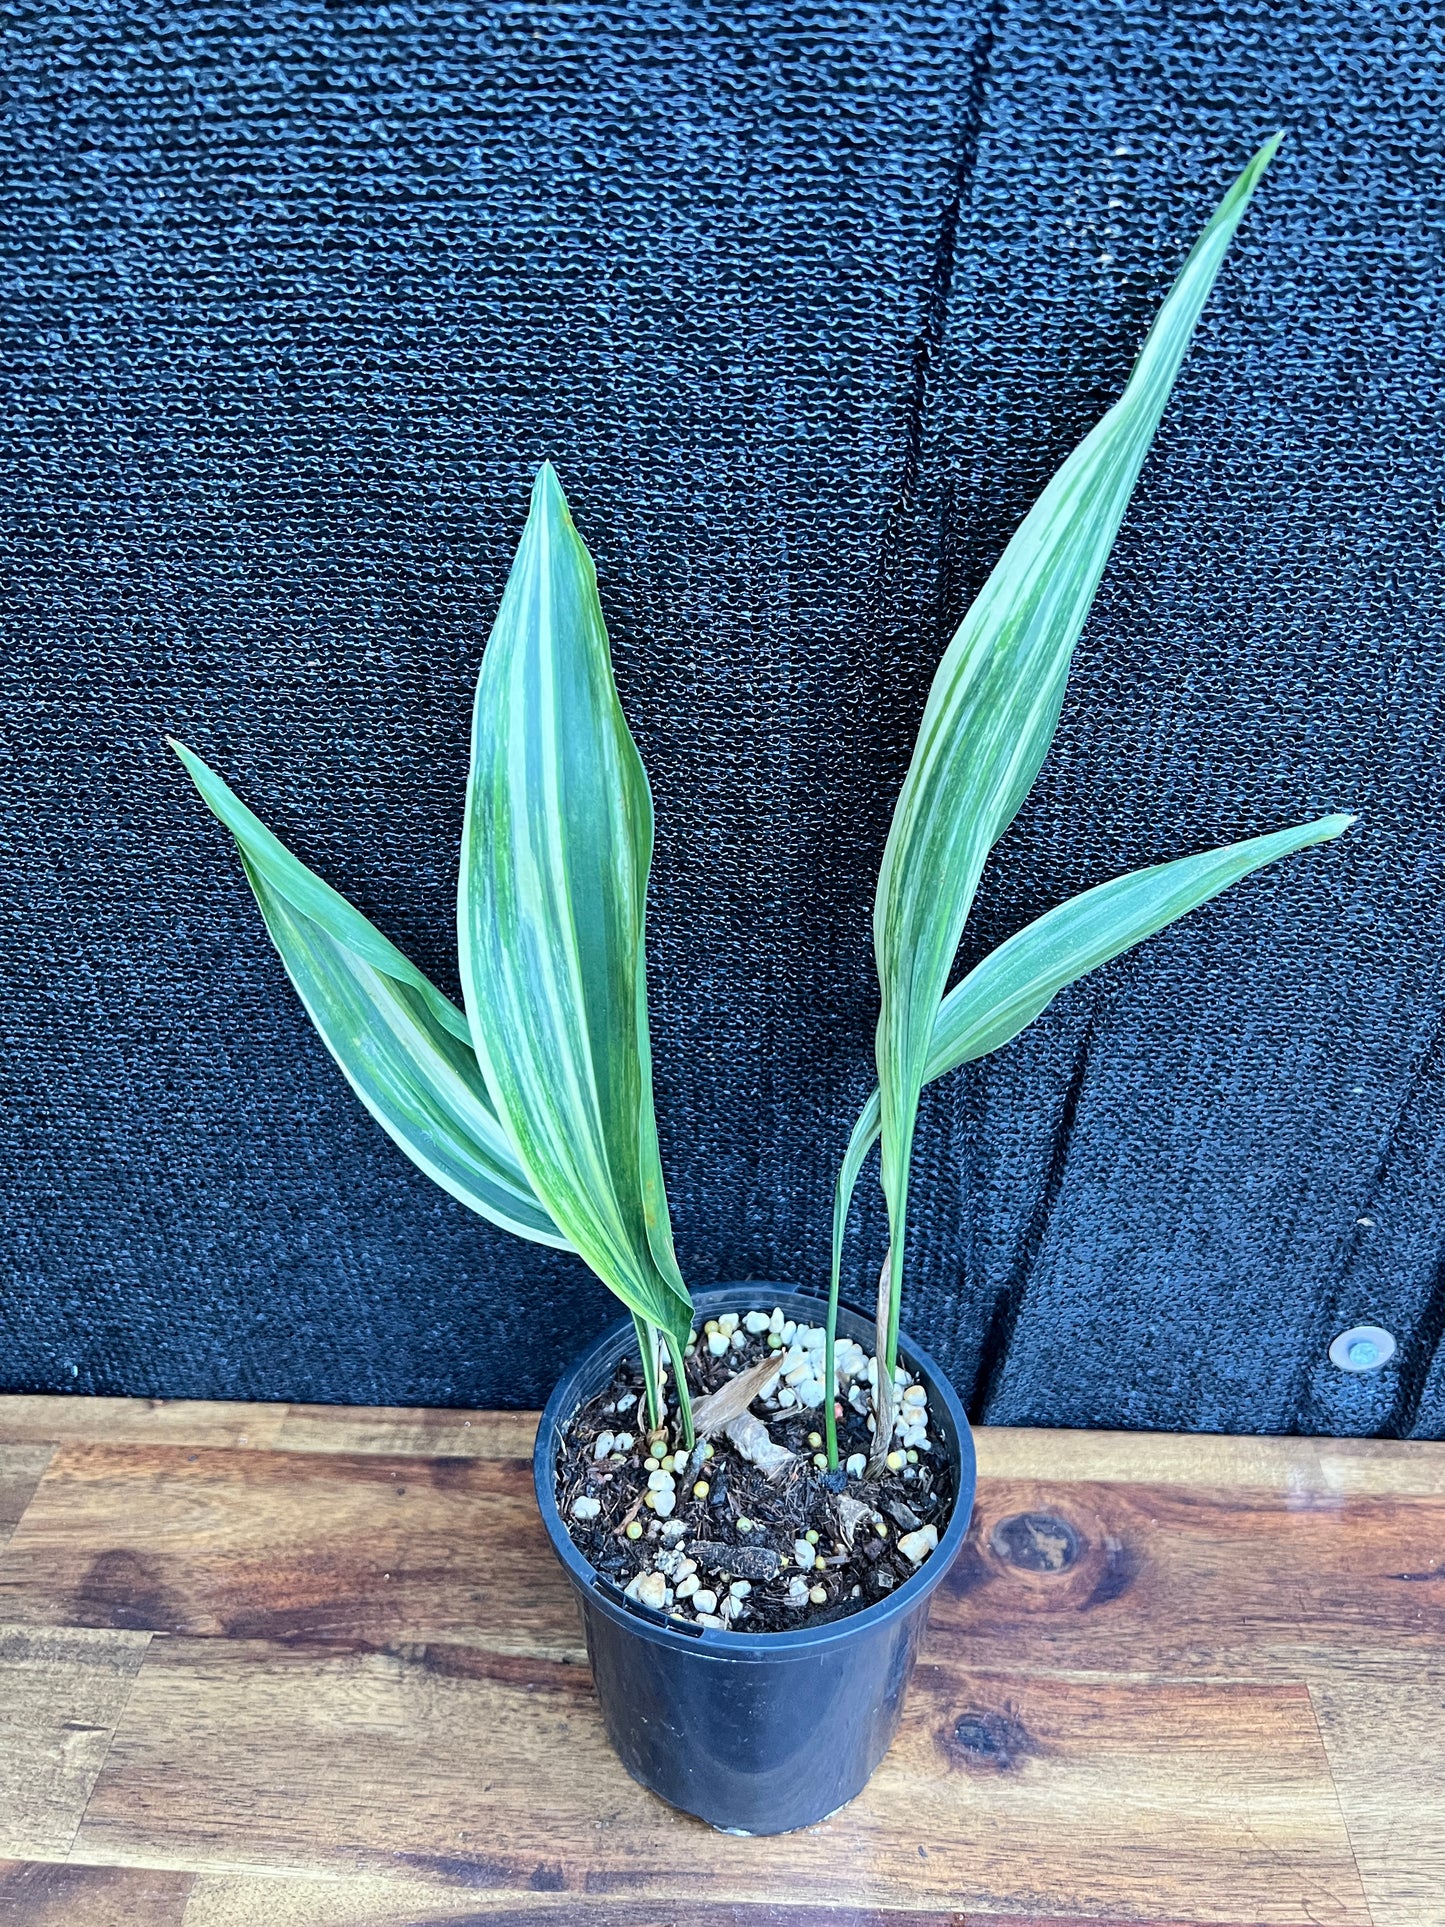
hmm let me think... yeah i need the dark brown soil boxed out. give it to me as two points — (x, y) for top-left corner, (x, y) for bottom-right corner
(555, 1318), (956, 1633)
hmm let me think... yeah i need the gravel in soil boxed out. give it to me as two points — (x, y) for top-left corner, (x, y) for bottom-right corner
(554, 1307), (956, 1633)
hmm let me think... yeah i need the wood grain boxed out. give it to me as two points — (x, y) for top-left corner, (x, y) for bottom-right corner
(0, 1400), (287, 1452)
(10, 1443), (1440, 1681)
(0, 1398), (534, 1462)
(183, 1883), (977, 1927)
(0, 1444), (580, 1657)
(1309, 1661), (1445, 1927)
(0, 1627), (150, 1859)
(274, 1407), (537, 1461)
(0, 1860), (192, 1925)
(974, 1428), (1445, 1497)
(0, 1447), (51, 1546)
(74, 1636), (1369, 1924)
(0, 1397), (1437, 1925)
(179, 1880), (1293, 1927)
(935, 1474), (1445, 1677)
(183, 1885), (989, 1927)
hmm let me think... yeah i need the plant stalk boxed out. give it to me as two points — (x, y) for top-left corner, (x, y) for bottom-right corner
(866, 1248), (895, 1479)
(662, 1327), (696, 1449)
(824, 1101), (878, 1471)
(880, 1144), (908, 1377)
(823, 1184), (845, 1471)
(633, 1313), (663, 1433)
(633, 1314), (696, 1447)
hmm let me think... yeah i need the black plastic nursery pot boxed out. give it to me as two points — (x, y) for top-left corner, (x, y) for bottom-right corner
(534, 1283), (977, 1834)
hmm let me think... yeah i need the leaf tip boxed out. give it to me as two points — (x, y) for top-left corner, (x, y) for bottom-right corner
(1307, 810), (1357, 845)
(530, 459), (569, 516)
(1242, 130), (1285, 190)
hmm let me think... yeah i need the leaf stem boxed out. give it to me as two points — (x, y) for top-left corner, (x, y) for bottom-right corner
(633, 1313), (662, 1433)
(867, 1249), (896, 1478)
(824, 1103), (880, 1472)
(884, 1235), (903, 1377)
(823, 1189), (845, 1471)
(662, 1328), (696, 1449)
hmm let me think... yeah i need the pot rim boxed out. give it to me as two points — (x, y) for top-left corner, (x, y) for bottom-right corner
(534, 1282), (976, 1661)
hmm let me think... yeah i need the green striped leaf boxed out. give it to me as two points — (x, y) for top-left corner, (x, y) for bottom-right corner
(839, 807), (1351, 1269)
(918, 813), (1353, 1083)
(458, 464), (693, 1350)
(172, 739), (473, 1045)
(870, 137), (1281, 1367)
(825, 811), (1353, 1447)
(171, 741), (568, 1248)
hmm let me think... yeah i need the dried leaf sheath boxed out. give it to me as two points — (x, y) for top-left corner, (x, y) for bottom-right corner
(691, 1354), (780, 1438)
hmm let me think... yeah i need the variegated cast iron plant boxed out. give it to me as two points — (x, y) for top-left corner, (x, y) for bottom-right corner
(173, 137), (1350, 1469)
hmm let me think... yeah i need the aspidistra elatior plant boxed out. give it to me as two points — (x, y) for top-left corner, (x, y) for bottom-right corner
(172, 463), (697, 1440)
(822, 135), (1353, 1465)
(172, 133), (1353, 1476)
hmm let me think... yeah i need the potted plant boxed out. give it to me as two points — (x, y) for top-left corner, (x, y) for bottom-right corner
(172, 135), (1351, 1833)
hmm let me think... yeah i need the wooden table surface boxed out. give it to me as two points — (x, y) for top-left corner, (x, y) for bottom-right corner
(0, 1397), (1439, 1927)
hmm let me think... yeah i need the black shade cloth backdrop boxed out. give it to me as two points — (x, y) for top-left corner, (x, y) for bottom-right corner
(4, 2), (1442, 1436)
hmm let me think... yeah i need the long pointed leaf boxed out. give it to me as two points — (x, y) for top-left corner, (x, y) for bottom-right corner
(245, 863), (571, 1244)
(171, 738), (473, 1045)
(458, 464), (693, 1348)
(829, 809), (1353, 1382)
(921, 811), (1353, 1082)
(871, 137), (1281, 1365)
(172, 742), (569, 1247)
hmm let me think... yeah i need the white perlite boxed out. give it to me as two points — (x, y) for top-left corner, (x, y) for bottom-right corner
(580, 1310), (943, 1608)
(897, 1524), (939, 1565)
(624, 1570), (668, 1610)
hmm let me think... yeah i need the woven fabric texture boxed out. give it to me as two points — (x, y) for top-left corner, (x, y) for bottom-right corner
(5, 2), (1442, 1435)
